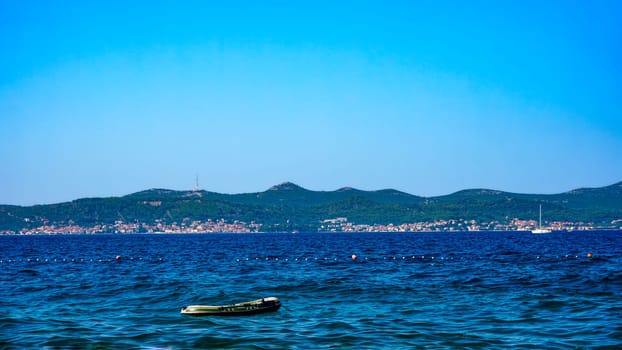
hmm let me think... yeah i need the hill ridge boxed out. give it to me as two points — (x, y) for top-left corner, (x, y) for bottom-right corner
(1, 181), (621, 233)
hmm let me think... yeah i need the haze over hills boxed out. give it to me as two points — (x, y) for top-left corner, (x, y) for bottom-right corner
(1, 181), (621, 233)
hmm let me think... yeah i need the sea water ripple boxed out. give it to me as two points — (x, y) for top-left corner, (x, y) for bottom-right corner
(1, 231), (621, 348)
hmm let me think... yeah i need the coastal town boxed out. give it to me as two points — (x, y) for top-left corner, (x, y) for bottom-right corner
(3, 216), (620, 235)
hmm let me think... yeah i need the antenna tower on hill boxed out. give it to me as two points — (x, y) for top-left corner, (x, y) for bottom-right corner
(193, 174), (200, 192)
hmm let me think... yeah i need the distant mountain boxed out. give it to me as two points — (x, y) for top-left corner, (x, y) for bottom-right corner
(1, 181), (621, 232)
(555, 181), (622, 210)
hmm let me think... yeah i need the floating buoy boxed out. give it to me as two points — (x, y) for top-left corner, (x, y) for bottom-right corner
(586, 252), (593, 258)
(115, 255), (122, 261)
(351, 254), (357, 261)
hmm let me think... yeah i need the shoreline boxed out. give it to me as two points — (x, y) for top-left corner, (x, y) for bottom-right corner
(3, 228), (621, 236)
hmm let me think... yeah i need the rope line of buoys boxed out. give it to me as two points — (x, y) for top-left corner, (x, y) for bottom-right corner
(0, 253), (599, 265)
(0, 256), (165, 264)
(228, 254), (595, 263)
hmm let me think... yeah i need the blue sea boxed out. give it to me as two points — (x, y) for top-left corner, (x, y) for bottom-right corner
(1, 231), (621, 349)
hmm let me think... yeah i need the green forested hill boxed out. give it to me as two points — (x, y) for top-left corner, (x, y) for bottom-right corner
(1, 181), (621, 232)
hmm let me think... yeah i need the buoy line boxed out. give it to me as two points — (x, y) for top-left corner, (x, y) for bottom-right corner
(0, 253), (596, 265)
(0, 256), (165, 264)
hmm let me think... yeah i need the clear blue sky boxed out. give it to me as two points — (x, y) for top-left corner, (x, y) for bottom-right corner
(1, 1), (621, 205)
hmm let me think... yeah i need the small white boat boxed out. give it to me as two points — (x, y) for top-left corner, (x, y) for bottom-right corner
(181, 297), (281, 316)
(532, 204), (551, 234)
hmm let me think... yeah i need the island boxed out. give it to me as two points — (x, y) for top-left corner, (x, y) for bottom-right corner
(1, 181), (621, 234)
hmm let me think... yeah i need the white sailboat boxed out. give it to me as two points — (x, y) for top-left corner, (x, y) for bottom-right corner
(532, 204), (551, 234)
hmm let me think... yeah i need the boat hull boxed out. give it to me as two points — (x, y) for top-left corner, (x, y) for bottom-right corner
(181, 297), (281, 316)
(532, 228), (552, 234)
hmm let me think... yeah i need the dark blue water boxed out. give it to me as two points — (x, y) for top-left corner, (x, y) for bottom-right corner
(1, 231), (621, 349)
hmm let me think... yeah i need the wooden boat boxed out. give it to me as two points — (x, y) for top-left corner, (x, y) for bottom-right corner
(181, 297), (281, 316)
